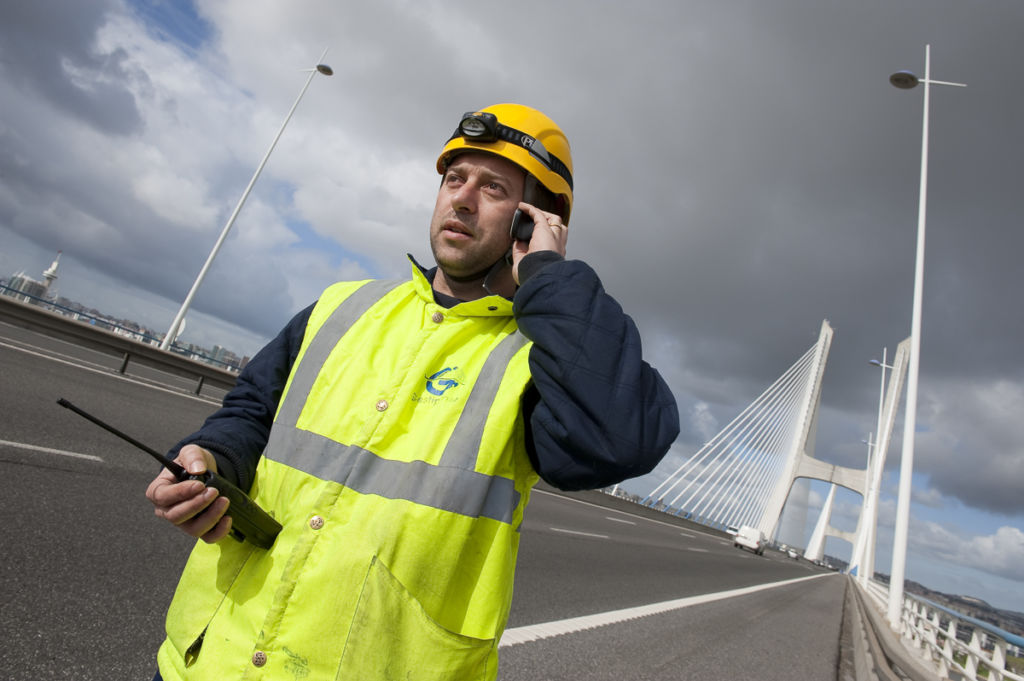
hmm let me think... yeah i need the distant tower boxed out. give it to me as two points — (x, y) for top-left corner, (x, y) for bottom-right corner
(2, 251), (61, 305)
(42, 251), (61, 297)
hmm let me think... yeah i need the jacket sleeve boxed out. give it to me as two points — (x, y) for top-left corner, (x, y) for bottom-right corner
(513, 254), (680, 491)
(168, 303), (314, 492)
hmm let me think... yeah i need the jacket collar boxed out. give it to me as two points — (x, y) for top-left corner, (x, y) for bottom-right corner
(407, 254), (514, 318)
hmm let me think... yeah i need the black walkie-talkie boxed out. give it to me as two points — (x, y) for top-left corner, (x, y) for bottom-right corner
(57, 398), (281, 549)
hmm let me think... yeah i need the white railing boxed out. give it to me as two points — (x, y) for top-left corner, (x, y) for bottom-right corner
(861, 579), (1024, 680)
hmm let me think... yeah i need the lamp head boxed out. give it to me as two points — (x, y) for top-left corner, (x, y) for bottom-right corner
(889, 71), (919, 89)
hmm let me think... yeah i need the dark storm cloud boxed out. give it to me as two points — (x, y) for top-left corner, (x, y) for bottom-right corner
(918, 380), (1024, 516)
(0, 82), (293, 340)
(509, 1), (1024, 518)
(0, 0), (144, 135)
(0, 0), (302, 339)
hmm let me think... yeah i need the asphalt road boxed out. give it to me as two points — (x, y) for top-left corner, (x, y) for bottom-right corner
(504, 489), (843, 680)
(0, 323), (844, 680)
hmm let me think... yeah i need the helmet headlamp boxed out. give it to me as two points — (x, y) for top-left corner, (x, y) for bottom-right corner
(451, 111), (573, 191)
(458, 112), (499, 139)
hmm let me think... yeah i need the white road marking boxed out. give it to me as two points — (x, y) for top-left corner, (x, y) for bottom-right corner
(499, 572), (835, 647)
(532, 488), (720, 540)
(605, 516), (636, 525)
(0, 439), (103, 462)
(549, 527), (609, 539)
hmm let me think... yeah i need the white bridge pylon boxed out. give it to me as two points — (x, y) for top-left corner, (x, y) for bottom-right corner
(643, 321), (909, 573)
(834, 338), (909, 579)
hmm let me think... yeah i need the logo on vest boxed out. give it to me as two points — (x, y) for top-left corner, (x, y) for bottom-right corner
(412, 367), (465, 404)
(426, 367), (462, 395)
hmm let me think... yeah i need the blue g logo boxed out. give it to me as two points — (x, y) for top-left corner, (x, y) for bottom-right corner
(426, 367), (461, 396)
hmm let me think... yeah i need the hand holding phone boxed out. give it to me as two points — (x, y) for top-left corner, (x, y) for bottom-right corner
(510, 209), (533, 242)
(508, 204), (569, 285)
(509, 203), (569, 255)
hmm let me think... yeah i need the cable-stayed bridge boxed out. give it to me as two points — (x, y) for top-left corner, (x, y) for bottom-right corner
(643, 321), (911, 577)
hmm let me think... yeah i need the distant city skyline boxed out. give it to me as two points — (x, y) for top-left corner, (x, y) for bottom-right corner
(2, 252), (249, 371)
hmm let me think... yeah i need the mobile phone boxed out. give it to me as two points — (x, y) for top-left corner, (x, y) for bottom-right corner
(510, 209), (533, 242)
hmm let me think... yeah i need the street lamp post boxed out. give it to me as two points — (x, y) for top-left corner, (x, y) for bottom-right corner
(886, 45), (965, 629)
(855, 351), (891, 587)
(160, 52), (334, 351)
(851, 432), (875, 580)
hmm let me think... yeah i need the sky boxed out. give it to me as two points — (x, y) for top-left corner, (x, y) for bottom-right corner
(1, 0), (1022, 613)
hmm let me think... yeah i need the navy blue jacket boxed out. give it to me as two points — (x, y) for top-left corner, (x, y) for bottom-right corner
(173, 253), (679, 492)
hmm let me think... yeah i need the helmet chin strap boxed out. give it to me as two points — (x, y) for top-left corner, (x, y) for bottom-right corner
(482, 249), (514, 297)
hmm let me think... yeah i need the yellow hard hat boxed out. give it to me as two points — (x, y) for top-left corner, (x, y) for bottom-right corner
(437, 103), (574, 221)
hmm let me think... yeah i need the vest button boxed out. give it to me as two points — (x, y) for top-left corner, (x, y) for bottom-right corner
(431, 311), (444, 323)
(309, 515), (325, 530)
(375, 399), (389, 412)
(252, 651), (267, 667)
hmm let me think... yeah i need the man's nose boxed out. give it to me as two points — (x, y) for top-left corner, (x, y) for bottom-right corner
(451, 183), (477, 213)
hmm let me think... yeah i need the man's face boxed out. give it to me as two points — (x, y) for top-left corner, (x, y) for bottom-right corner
(429, 152), (524, 281)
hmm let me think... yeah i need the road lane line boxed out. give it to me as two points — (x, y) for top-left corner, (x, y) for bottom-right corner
(499, 572), (836, 647)
(605, 516), (636, 525)
(549, 527), (609, 539)
(0, 439), (103, 462)
(532, 488), (721, 540)
(0, 334), (116, 373)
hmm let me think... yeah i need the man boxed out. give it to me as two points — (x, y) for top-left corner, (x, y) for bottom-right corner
(147, 103), (679, 680)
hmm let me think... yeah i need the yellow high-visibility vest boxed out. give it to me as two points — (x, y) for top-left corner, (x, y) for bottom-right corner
(157, 265), (538, 680)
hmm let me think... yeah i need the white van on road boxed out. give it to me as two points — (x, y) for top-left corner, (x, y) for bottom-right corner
(733, 525), (766, 555)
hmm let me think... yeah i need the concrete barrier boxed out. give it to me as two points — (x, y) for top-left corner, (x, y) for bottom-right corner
(0, 294), (237, 395)
(846, 578), (940, 681)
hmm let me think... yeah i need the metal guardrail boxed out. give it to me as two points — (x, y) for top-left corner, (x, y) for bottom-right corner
(0, 292), (238, 396)
(902, 592), (1024, 681)
(859, 578), (1024, 680)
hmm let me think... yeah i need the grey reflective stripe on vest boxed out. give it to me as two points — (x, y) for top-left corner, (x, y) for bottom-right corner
(276, 279), (405, 428)
(265, 428), (520, 524)
(265, 279), (528, 525)
(438, 330), (529, 469)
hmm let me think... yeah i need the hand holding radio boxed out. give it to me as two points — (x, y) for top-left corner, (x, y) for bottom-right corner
(57, 398), (281, 548)
(146, 444), (236, 543)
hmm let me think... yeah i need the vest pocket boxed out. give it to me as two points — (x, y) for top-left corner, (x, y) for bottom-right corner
(336, 555), (495, 680)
